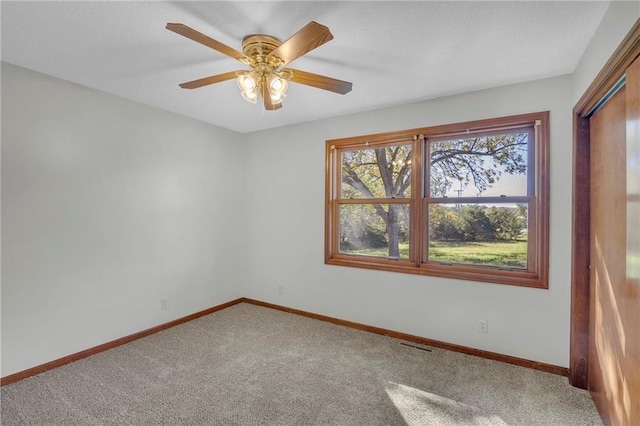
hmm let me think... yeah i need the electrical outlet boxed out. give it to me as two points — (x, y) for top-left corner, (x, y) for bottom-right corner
(277, 285), (284, 294)
(478, 320), (488, 333)
(161, 299), (169, 310)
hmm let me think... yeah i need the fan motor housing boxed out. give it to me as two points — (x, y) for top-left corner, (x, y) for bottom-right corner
(241, 35), (282, 59)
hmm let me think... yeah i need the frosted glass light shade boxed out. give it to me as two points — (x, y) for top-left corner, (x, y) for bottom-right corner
(241, 88), (258, 104)
(268, 75), (288, 96)
(270, 92), (287, 103)
(237, 73), (256, 91)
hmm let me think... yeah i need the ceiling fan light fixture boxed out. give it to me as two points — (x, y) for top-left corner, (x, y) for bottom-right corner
(267, 74), (288, 104)
(270, 91), (287, 103)
(268, 75), (287, 93)
(241, 88), (258, 104)
(237, 72), (257, 91)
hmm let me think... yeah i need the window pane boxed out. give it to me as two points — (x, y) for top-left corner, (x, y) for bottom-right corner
(428, 203), (528, 268)
(339, 203), (410, 259)
(341, 144), (412, 199)
(429, 132), (529, 198)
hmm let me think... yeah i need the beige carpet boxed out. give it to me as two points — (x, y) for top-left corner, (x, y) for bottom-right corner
(1, 303), (601, 425)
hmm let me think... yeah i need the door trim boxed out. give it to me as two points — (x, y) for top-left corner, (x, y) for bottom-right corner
(575, 20), (640, 115)
(570, 19), (640, 389)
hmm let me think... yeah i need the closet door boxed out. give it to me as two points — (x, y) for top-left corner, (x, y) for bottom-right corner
(588, 56), (639, 426)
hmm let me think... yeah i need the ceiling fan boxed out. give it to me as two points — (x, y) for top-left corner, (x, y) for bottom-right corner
(166, 21), (353, 110)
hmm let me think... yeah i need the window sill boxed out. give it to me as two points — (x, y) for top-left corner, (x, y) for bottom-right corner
(326, 256), (547, 289)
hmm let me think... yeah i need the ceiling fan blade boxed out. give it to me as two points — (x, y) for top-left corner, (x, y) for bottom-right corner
(178, 71), (241, 89)
(266, 21), (333, 66)
(284, 68), (352, 94)
(166, 23), (250, 64)
(261, 85), (282, 111)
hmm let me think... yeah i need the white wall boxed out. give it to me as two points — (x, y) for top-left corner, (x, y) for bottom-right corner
(242, 75), (574, 367)
(573, 1), (639, 103)
(1, 63), (245, 376)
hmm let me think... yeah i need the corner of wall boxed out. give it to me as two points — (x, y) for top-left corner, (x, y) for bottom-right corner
(572, 2), (640, 103)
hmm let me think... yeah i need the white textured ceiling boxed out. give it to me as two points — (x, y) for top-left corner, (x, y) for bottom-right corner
(1, 1), (610, 133)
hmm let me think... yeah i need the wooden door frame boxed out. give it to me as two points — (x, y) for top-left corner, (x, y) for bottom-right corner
(570, 19), (640, 389)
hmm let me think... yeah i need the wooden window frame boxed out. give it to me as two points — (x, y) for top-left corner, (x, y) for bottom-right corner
(325, 111), (550, 289)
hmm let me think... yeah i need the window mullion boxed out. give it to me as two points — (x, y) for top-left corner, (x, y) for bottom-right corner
(337, 198), (411, 204)
(422, 135), (431, 265)
(412, 135), (424, 265)
(426, 196), (533, 204)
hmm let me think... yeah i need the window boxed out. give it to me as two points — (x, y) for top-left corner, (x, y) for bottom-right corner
(325, 112), (549, 288)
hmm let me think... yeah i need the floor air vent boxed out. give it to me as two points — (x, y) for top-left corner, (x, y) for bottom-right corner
(400, 342), (432, 352)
